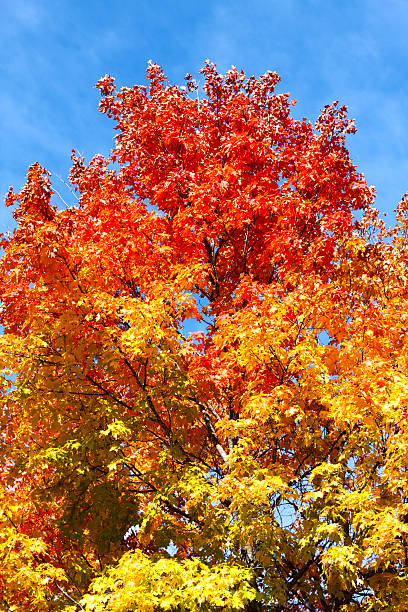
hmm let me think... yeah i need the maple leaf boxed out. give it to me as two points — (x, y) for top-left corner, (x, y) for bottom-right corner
(1, 62), (408, 611)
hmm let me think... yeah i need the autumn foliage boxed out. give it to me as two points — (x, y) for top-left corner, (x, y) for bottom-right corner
(1, 62), (408, 610)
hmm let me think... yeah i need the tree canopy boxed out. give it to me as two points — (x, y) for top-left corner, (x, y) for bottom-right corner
(1, 61), (408, 610)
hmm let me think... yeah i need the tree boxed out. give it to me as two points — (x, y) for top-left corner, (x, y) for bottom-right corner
(1, 61), (408, 611)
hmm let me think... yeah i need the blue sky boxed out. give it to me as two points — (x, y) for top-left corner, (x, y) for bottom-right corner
(2, 0), (408, 231)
